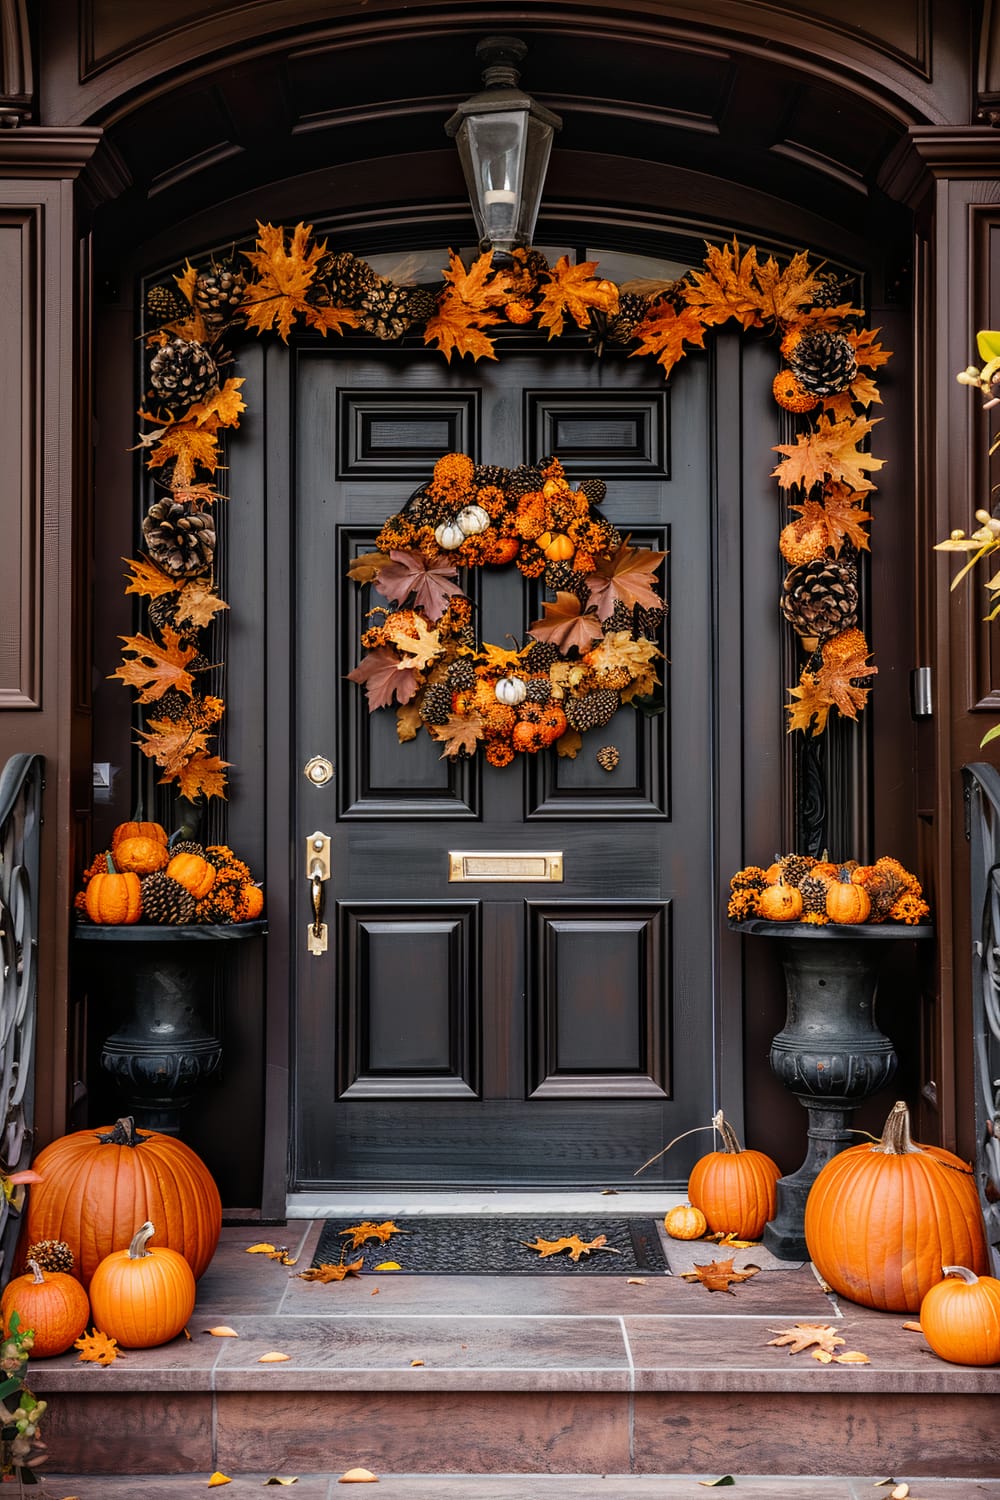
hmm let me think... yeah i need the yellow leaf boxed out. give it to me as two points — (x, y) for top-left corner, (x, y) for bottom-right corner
(242, 221), (327, 341)
(347, 551), (389, 584)
(536, 256), (618, 339)
(259, 1351), (291, 1362)
(771, 413), (884, 493)
(263, 1479), (299, 1486)
(122, 555), (179, 600)
(626, 1277), (647, 1285)
(410, 1359), (424, 1366)
(811, 1348), (834, 1362)
(175, 579), (229, 630)
(338, 1469), (379, 1484)
(246, 1242), (278, 1254)
(144, 422), (222, 483)
(375, 1261), (401, 1271)
(186, 377), (247, 429)
(834, 1350), (870, 1364)
(171, 750), (230, 801)
(205, 1326), (239, 1337)
(174, 260), (198, 306)
(207, 1474), (232, 1487)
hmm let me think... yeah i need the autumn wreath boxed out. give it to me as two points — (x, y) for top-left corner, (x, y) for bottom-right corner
(346, 451), (665, 765)
(115, 226), (890, 796)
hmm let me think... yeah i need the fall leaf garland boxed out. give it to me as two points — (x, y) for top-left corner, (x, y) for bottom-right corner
(120, 225), (891, 796)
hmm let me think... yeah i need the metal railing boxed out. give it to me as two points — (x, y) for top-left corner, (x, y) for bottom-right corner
(0, 754), (43, 1279)
(963, 761), (1000, 1275)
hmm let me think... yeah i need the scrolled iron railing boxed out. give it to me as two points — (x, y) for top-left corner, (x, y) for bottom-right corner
(964, 760), (1000, 1276)
(0, 753), (43, 1279)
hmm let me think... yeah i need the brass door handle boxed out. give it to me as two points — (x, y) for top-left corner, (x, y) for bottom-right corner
(306, 832), (331, 955)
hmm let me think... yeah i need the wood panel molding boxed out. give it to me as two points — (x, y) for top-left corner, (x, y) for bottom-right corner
(0, 205), (40, 710)
(0, 0), (33, 124)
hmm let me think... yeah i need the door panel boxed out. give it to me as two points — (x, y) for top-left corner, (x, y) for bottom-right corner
(293, 344), (716, 1187)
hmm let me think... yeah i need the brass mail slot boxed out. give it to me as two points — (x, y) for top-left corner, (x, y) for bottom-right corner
(449, 851), (564, 883)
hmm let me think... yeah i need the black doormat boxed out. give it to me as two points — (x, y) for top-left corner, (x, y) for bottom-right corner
(312, 1215), (668, 1275)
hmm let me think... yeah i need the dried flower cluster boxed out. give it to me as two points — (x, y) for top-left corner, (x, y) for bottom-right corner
(728, 853), (930, 926)
(348, 452), (665, 764)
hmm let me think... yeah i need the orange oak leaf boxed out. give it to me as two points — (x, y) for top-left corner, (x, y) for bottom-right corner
(111, 626), (199, 703)
(771, 413), (885, 492)
(296, 1258), (364, 1283)
(242, 221), (327, 341)
(629, 301), (708, 379)
(172, 751), (230, 800)
(185, 378), (247, 429)
(74, 1327), (123, 1364)
(122, 555), (179, 600)
(766, 1323), (846, 1355)
(428, 712), (486, 759)
(339, 1220), (405, 1249)
(346, 648), (420, 711)
(135, 720), (212, 777)
(536, 257), (619, 339)
(175, 579), (230, 630)
(584, 540), (666, 621)
(679, 1257), (761, 1293)
(520, 1233), (620, 1262)
(785, 670), (831, 736)
(528, 592), (605, 654)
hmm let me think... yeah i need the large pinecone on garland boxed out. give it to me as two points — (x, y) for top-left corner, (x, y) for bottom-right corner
(474, 464), (508, 490)
(140, 871), (196, 924)
(788, 329), (858, 396)
(147, 594), (178, 633)
(447, 658), (478, 691)
(146, 282), (189, 328)
(605, 292), (650, 344)
(811, 272), (852, 308)
(149, 337), (218, 406)
(194, 260), (246, 326)
(780, 555), (858, 639)
(142, 498), (216, 576)
(359, 282), (435, 339)
(322, 252), (379, 305)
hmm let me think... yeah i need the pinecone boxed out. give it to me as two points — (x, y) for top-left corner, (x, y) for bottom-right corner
(155, 688), (190, 723)
(419, 682), (455, 724)
(798, 873), (830, 914)
(633, 604), (666, 639)
(788, 329), (858, 396)
(779, 853), (816, 888)
(474, 464), (508, 490)
(400, 287), (438, 326)
(578, 477), (607, 506)
(605, 292), (650, 344)
(146, 594), (178, 633)
(142, 498), (216, 577)
(506, 464), (544, 499)
(523, 639), (559, 672)
(194, 261), (247, 325)
(596, 744), (620, 771)
(447, 658), (478, 691)
(545, 561), (588, 598)
(146, 282), (189, 328)
(322, 251), (379, 305)
(780, 556), (858, 639)
(603, 600), (634, 635)
(25, 1239), (74, 1274)
(168, 840), (206, 857)
(205, 844), (250, 877)
(140, 871), (196, 924)
(811, 272), (852, 308)
(405, 491), (448, 527)
(564, 689), (619, 731)
(358, 281), (420, 339)
(149, 337), (219, 407)
(525, 677), (552, 704)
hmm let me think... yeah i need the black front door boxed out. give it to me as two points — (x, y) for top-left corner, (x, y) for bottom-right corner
(290, 340), (724, 1187)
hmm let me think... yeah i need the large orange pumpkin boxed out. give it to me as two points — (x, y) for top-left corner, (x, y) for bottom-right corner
(804, 1100), (988, 1313)
(88, 1221), (196, 1348)
(1, 1259), (90, 1357)
(919, 1265), (1000, 1366)
(83, 853), (142, 925)
(112, 835), (170, 875)
(687, 1110), (781, 1239)
(25, 1116), (221, 1288)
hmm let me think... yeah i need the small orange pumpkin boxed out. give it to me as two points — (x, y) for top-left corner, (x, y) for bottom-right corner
(240, 883), (265, 921)
(664, 1204), (708, 1240)
(0, 1259), (90, 1357)
(166, 851), (216, 900)
(919, 1265), (1000, 1366)
(687, 1111), (781, 1240)
(542, 532), (575, 562)
(88, 1221), (196, 1348)
(111, 821), (167, 850)
(757, 879), (803, 922)
(825, 871), (871, 924)
(83, 852), (142, 925)
(113, 834), (170, 875)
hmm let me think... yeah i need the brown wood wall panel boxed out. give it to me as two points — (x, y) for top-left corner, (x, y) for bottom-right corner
(527, 901), (669, 1098)
(337, 901), (480, 1098)
(0, 208), (39, 709)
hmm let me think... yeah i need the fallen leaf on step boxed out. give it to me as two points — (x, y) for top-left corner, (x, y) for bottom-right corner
(339, 1219), (405, 1249)
(767, 1323), (845, 1355)
(246, 1242), (278, 1253)
(520, 1233), (621, 1262)
(258, 1351), (291, 1362)
(264, 1480), (299, 1486)
(370, 1288), (380, 1295)
(707, 1232), (758, 1249)
(627, 1277), (647, 1285)
(902, 1321), (923, 1333)
(207, 1475), (232, 1488)
(296, 1257), (364, 1283)
(698, 1479), (735, 1487)
(339, 1468), (379, 1483)
(205, 1326), (239, 1337)
(246, 1242), (298, 1264)
(410, 1359), (424, 1366)
(601, 1188), (619, 1195)
(74, 1328), (123, 1364)
(833, 1350), (870, 1364)
(680, 1257), (760, 1293)
(374, 1261), (401, 1270)
(813, 1349), (834, 1363)
(890, 1486), (909, 1497)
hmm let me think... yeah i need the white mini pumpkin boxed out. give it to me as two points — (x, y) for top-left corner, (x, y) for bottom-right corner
(434, 520), (465, 550)
(456, 504), (490, 536)
(495, 674), (527, 706)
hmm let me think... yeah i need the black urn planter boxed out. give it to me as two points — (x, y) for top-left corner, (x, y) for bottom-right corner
(73, 921), (266, 1135)
(732, 919), (932, 1260)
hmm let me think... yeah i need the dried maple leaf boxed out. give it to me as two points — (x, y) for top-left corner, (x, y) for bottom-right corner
(785, 671), (831, 736)
(208, 1472), (233, 1487)
(849, 326), (892, 370)
(135, 720), (212, 777)
(111, 625), (199, 703)
(122, 555), (179, 600)
(347, 551), (389, 584)
(772, 413), (885, 492)
(74, 1327), (123, 1364)
(555, 727), (582, 758)
(684, 239), (766, 330)
(259, 1351), (291, 1362)
(790, 487), (871, 556)
(172, 751), (230, 801)
(376, 549), (464, 621)
(629, 302), (708, 379)
(520, 1233), (620, 1263)
(186, 378), (247, 429)
(767, 1323), (846, 1355)
(175, 579), (230, 630)
(296, 1258), (364, 1282)
(242, 220), (327, 341)
(429, 712), (486, 759)
(584, 540), (666, 621)
(303, 303), (362, 338)
(422, 249), (512, 362)
(679, 1257), (760, 1293)
(832, 1350), (870, 1364)
(536, 256), (618, 339)
(753, 247), (824, 326)
(205, 1326), (240, 1337)
(815, 630), (877, 721)
(528, 593), (605, 654)
(339, 1219), (404, 1249)
(346, 648), (420, 711)
(386, 616), (444, 672)
(396, 702), (423, 742)
(140, 421), (222, 483)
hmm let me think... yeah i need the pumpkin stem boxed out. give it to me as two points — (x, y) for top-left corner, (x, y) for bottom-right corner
(634, 1110), (743, 1175)
(105, 849), (117, 875)
(711, 1109), (744, 1154)
(127, 1222), (156, 1259)
(95, 1116), (149, 1148)
(941, 1265), (979, 1284)
(26, 1260), (45, 1285)
(873, 1100), (924, 1156)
